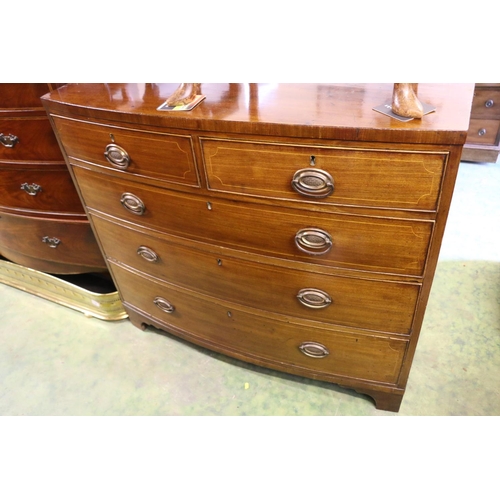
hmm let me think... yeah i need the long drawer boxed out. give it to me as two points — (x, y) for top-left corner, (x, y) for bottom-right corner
(51, 115), (200, 188)
(0, 164), (85, 214)
(0, 211), (106, 273)
(92, 213), (420, 334)
(76, 166), (433, 276)
(0, 117), (64, 161)
(201, 138), (447, 211)
(110, 260), (408, 385)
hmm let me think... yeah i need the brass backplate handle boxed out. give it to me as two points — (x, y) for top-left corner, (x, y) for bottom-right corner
(104, 144), (130, 169)
(42, 236), (61, 248)
(295, 228), (333, 256)
(291, 168), (334, 198)
(20, 183), (42, 196)
(137, 246), (158, 262)
(297, 288), (332, 309)
(120, 192), (145, 215)
(153, 296), (175, 314)
(0, 133), (19, 148)
(299, 342), (330, 358)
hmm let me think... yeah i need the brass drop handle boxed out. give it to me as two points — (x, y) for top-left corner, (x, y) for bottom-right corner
(297, 288), (332, 309)
(291, 168), (334, 198)
(104, 144), (130, 170)
(299, 342), (330, 358)
(20, 183), (42, 196)
(42, 236), (61, 248)
(295, 228), (333, 256)
(154, 296), (175, 314)
(120, 192), (145, 215)
(0, 133), (19, 148)
(137, 245), (158, 262)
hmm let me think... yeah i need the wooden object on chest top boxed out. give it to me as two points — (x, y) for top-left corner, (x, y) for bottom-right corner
(42, 83), (474, 412)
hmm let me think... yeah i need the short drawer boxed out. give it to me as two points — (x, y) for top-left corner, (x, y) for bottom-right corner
(75, 167), (433, 277)
(0, 212), (106, 274)
(201, 138), (447, 211)
(110, 261), (408, 385)
(92, 214), (420, 334)
(51, 115), (200, 188)
(0, 165), (85, 214)
(470, 88), (500, 119)
(467, 119), (500, 146)
(0, 118), (64, 161)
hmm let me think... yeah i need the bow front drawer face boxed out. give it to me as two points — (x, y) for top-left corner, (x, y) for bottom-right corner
(0, 165), (85, 214)
(201, 138), (447, 211)
(51, 116), (200, 188)
(75, 166), (433, 276)
(110, 261), (408, 385)
(0, 212), (106, 274)
(91, 214), (420, 334)
(0, 118), (64, 161)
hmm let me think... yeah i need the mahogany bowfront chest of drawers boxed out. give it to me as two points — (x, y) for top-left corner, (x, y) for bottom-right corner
(42, 83), (474, 411)
(0, 83), (106, 274)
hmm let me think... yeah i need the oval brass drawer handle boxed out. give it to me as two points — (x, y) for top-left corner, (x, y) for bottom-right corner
(0, 133), (19, 148)
(120, 192), (145, 215)
(20, 183), (42, 196)
(153, 296), (175, 314)
(299, 342), (330, 358)
(137, 245), (158, 262)
(104, 144), (130, 170)
(42, 236), (61, 248)
(295, 228), (333, 256)
(291, 168), (334, 198)
(297, 288), (332, 309)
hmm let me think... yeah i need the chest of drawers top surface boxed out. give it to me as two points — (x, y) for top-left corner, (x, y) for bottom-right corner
(42, 83), (473, 145)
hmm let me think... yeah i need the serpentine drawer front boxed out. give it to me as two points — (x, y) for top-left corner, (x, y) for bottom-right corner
(42, 83), (474, 412)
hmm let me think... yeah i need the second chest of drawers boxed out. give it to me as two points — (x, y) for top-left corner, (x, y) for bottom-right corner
(0, 83), (107, 275)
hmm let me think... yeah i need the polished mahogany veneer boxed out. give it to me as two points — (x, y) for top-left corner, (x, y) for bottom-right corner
(0, 83), (107, 274)
(42, 83), (474, 411)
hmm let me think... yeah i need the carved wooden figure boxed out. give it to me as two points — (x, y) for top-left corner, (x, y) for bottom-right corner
(166, 83), (202, 107)
(392, 83), (424, 119)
